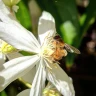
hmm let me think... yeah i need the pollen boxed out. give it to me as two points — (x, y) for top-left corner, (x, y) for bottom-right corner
(39, 45), (54, 57)
(40, 35), (67, 63)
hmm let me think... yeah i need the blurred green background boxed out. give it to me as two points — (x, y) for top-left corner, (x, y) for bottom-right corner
(1, 0), (96, 96)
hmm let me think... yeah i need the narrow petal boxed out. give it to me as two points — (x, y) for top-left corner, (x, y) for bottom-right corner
(0, 1), (23, 27)
(0, 39), (5, 64)
(17, 89), (30, 96)
(21, 67), (36, 84)
(0, 1), (40, 53)
(38, 11), (56, 45)
(0, 53), (5, 65)
(0, 0), (12, 22)
(45, 60), (75, 96)
(0, 55), (40, 92)
(0, 22), (40, 53)
(30, 58), (46, 96)
(7, 52), (23, 60)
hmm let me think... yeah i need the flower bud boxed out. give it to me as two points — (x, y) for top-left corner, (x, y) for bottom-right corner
(2, 0), (20, 7)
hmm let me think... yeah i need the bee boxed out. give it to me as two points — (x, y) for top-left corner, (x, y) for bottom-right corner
(51, 34), (80, 61)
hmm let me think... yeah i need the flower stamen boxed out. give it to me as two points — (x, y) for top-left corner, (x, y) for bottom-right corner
(0, 40), (17, 54)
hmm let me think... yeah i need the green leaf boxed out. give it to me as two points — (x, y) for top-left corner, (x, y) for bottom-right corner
(73, 0), (96, 47)
(66, 0), (96, 68)
(54, 0), (80, 35)
(83, 0), (96, 31)
(16, 1), (31, 29)
(19, 51), (35, 56)
(0, 91), (7, 96)
(60, 21), (76, 44)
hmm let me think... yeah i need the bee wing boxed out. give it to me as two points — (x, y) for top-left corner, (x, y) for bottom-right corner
(64, 43), (80, 54)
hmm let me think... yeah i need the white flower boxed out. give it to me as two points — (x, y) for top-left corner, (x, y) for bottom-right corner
(0, 0), (75, 96)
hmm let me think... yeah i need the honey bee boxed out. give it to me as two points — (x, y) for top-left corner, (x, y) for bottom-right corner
(51, 34), (80, 61)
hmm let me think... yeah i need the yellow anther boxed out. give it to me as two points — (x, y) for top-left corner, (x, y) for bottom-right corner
(0, 41), (16, 54)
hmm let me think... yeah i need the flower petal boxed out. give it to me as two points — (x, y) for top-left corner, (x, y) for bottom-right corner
(0, 1), (40, 53)
(17, 89), (30, 96)
(21, 66), (36, 84)
(38, 11), (56, 45)
(7, 52), (23, 60)
(0, 0), (18, 24)
(0, 53), (5, 65)
(0, 1), (22, 28)
(0, 55), (40, 92)
(30, 58), (46, 96)
(45, 60), (75, 96)
(0, 22), (40, 53)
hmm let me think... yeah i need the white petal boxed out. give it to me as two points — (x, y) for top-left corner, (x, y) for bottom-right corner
(0, 39), (3, 47)
(17, 89), (30, 96)
(0, 53), (5, 65)
(0, 1), (21, 25)
(0, 2), (21, 27)
(21, 66), (36, 84)
(7, 52), (23, 60)
(30, 58), (46, 96)
(0, 22), (40, 53)
(0, 0), (12, 22)
(0, 0), (8, 13)
(45, 60), (75, 96)
(38, 11), (56, 45)
(0, 2), (40, 53)
(0, 55), (40, 92)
